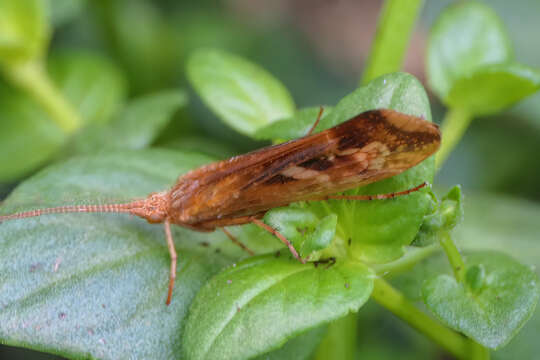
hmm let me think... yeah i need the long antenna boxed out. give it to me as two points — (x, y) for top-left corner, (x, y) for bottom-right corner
(0, 201), (144, 223)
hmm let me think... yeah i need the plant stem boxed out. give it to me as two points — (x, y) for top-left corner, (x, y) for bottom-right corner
(435, 107), (473, 169)
(5, 60), (81, 134)
(471, 341), (491, 360)
(362, 0), (424, 84)
(371, 277), (473, 359)
(313, 313), (357, 360)
(440, 232), (466, 283)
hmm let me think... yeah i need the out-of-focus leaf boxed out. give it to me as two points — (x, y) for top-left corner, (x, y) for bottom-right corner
(423, 251), (539, 349)
(162, 135), (238, 160)
(93, 0), (177, 93)
(71, 90), (187, 154)
(183, 256), (373, 360)
(0, 0), (50, 64)
(48, 51), (127, 125)
(427, 1), (512, 100)
(187, 48), (295, 136)
(47, 0), (85, 26)
(446, 63), (540, 115)
(254, 106), (333, 141)
(0, 149), (242, 359)
(0, 82), (65, 182)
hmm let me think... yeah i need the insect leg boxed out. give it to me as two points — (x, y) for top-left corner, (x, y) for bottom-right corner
(251, 218), (306, 264)
(221, 227), (255, 255)
(305, 106), (324, 136)
(163, 219), (177, 306)
(322, 182), (428, 201)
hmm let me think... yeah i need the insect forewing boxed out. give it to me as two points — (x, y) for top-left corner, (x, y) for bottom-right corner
(169, 109), (440, 225)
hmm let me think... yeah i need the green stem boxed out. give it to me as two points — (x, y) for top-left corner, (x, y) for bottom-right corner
(440, 232), (466, 283)
(435, 107), (473, 169)
(5, 60), (81, 134)
(471, 341), (491, 360)
(313, 313), (357, 360)
(372, 277), (473, 359)
(362, 0), (424, 84)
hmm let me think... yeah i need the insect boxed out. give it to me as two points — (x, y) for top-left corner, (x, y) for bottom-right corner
(0, 109), (441, 305)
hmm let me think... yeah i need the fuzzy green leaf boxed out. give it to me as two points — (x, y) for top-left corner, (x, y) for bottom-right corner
(187, 49), (295, 136)
(427, 1), (512, 100)
(254, 106), (333, 141)
(183, 256), (373, 360)
(0, 150), (246, 359)
(422, 251), (539, 349)
(254, 326), (327, 360)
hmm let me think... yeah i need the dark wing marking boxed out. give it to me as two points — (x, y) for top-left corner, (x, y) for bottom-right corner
(169, 109), (440, 225)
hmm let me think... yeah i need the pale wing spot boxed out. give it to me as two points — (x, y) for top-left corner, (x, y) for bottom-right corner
(337, 148), (360, 156)
(282, 165), (321, 180)
(293, 169), (322, 180)
(361, 141), (390, 156)
(368, 157), (385, 170)
(317, 174), (330, 182)
(352, 152), (368, 162)
(282, 166), (305, 177)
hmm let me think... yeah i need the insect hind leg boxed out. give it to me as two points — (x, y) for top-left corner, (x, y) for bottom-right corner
(221, 227), (255, 256)
(321, 182), (429, 201)
(251, 218), (306, 264)
(305, 106), (324, 136)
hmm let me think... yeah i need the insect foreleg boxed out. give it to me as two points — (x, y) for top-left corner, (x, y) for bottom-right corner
(164, 219), (177, 306)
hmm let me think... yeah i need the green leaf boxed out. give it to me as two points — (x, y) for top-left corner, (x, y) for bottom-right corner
(48, 50), (127, 125)
(392, 194), (540, 358)
(0, 149), (240, 359)
(183, 256), (373, 360)
(413, 186), (463, 247)
(422, 251), (539, 349)
(47, 0), (85, 26)
(71, 90), (188, 154)
(255, 326), (327, 360)
(93, 0), (177, 93)
(427, 1), (512, 100)
(446, 63), (540, 116)
(263, 207), (336, 259)
(187, 48), (295, 136)
(0, 82), (65, 182)
(254, 106), (333, 141)
(465, 264), (485, 292)
(0, 0), (50, 64)
(162, 135), (238, 160)
(307, 72), (435, 263)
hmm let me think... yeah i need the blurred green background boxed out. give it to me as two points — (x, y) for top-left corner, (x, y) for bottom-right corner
(0, 0), (538, 359)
